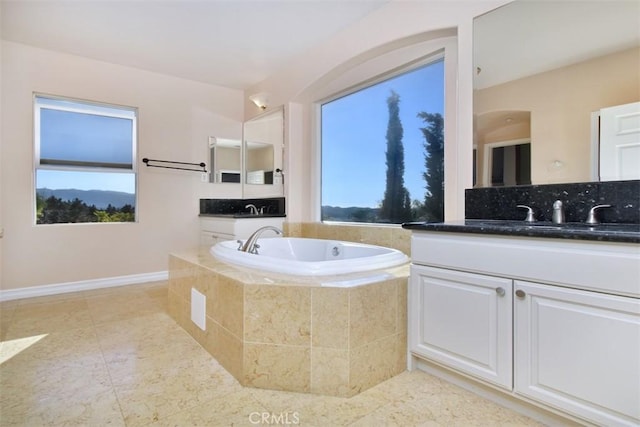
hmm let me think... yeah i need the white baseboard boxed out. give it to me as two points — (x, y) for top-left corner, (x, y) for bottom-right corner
(0, 271), (169, 302)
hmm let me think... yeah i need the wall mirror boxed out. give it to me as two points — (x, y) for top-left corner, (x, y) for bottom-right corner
(242, 107), (284, 197)
(208, 137), (241, 183)
(208, 107), (284, 198)
(473, 0), (639, 187)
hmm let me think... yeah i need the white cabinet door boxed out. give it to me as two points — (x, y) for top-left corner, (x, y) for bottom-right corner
(599, 101), (640, 181)
(514, 280), (640, 426)
(410, 265), (513, 389)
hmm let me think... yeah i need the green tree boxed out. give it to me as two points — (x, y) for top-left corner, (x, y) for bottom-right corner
(380, 90), (412, 223)
(350, 208), (375, 223)
(418, 111), (444, 222)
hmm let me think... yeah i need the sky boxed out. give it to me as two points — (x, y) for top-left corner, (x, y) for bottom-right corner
(37, 101), (136, 194)
(321, 59), (445, 208)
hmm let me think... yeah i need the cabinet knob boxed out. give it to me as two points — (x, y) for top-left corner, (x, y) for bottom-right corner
(515, 289), (526, 298)
(496, 287), (506, 297)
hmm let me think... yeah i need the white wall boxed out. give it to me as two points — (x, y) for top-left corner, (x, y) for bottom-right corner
(1, 41), (244, 291)
(244, 0), (510, 223)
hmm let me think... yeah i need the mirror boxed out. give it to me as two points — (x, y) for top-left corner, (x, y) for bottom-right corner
(242, 107), (284, 197)
(245, 142), (274, 184)
(473, 0), (640, 187)
(209, 137), (241, 183)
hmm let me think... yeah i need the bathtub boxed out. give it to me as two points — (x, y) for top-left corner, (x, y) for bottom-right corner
(210, 237), (408, 276)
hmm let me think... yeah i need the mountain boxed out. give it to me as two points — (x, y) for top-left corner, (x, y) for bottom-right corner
(37, 188), (135, 209)
(321, 205), (380, 222)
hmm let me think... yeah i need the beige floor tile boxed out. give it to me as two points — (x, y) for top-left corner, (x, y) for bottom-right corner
(150, 388), (266, 426)
(249, 385), (395, 426)
(86, 289), (165, 325)
(113, 360), (244, 427)
(0, 284), (547, 427)
(6, 298), (93, 339)
(0, 302), (17, 341)
(0, 327), (123, 426)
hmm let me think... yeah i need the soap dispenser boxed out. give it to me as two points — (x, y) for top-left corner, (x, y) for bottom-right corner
(552, 200), (565, 224)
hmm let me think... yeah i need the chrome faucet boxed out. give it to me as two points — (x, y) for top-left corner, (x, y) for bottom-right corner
(240, 226), (283, 254)
(585, 204), (612, 224)
(517, 205), (536, 222)
(245, 204), (258, 215)
(552, 200), (565, 224)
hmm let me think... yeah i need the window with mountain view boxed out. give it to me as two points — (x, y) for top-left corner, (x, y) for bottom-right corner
(321, 57), (445, 224)
(34, 95), (137, 224)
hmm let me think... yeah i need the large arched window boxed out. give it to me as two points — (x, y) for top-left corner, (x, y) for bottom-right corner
(316, 34), (456, 224)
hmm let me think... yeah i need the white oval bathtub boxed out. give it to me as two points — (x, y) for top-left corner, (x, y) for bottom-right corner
(210, 237), (408, 276)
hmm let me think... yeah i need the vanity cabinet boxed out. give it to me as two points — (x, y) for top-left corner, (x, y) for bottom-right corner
(514, 280), (640, 426)
(409, 231), (640, 426)
(410, 265), (513, 389)
(199, 216), (284, 246)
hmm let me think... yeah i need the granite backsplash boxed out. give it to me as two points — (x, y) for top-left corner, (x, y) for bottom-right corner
(465, 180), (640, 224)
(200, 197), (285, 216)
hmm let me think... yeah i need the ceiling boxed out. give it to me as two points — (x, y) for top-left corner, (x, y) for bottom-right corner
(1, 0), (388, 90)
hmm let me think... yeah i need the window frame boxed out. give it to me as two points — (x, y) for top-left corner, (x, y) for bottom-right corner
(312, 35), (458, 224)
(33, 93), (139, 224)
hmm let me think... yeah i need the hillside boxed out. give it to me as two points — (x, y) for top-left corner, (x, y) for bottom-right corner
(321, 205), (380, 222)
(37, 188), (135, 209)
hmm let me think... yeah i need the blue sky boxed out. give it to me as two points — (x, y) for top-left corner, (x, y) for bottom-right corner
(321, 59), (444, 208)
(37, 169), (135, 193)
(37, 101), (136, 194)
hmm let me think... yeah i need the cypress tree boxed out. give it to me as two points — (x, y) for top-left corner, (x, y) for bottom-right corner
(418, 111), (444, 222)
(380, 90), (412, 223)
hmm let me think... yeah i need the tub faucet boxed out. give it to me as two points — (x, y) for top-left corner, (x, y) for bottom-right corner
(552, 200), (565, 224)
(241, 226), (283, 254)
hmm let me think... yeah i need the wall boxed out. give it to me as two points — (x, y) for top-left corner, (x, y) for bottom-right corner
(475, 47), (640, 185)
(1, 41), (244, 291)
(245, 0), (510, 224)
(0, 5), (3, 290)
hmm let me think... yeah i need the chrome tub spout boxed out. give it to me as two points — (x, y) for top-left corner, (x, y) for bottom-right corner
(241, 226), (283, 254)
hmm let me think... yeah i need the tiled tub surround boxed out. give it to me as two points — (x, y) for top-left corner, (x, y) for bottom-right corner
(200, 197), (286, 217)
(284, 222), (412, 257)
(168, 249), (408, 398)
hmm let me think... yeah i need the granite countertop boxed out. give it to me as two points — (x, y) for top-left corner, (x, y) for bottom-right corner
(199, 213), (286, 218)
(402, 219), (640, 244)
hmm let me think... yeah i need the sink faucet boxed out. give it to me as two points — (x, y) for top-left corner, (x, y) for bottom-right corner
(517, 205), (536, 222)
(586, 204), (612, 224)
(240, 226), (283, 254)
(245, 204), (258, 215)
(552, 200), (565, 224)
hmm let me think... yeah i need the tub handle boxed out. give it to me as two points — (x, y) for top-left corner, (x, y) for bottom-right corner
(236, 240), (243, 251)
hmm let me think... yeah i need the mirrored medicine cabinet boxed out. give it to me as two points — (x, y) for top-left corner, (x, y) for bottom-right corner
(209, 107), (284, 198)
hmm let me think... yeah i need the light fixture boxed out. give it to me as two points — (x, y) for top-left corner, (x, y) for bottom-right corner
(249, 92), (269, 110)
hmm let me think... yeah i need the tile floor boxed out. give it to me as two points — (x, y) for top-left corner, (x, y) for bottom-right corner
(0, 281), (543, 426)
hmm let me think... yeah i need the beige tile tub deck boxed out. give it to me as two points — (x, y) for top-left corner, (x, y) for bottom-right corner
(168, 249), (409, 398)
